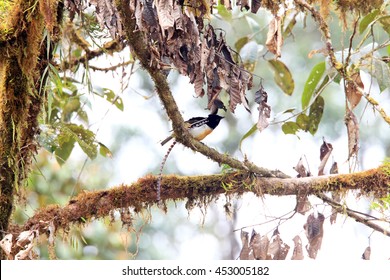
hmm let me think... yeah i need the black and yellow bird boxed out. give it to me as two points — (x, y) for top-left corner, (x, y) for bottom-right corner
(157, 114), (224, 204)
(160, 114), (224, 146)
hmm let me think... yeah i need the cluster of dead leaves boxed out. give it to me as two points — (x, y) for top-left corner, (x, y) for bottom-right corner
(146, 0), (253, 112)
(84, 0), (254, 113)
(0, 221), (55, 260)
(239, 224), (327, 260)
(240, 229), (291, 260)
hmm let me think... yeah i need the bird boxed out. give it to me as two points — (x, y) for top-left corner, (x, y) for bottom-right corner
(160, 114), (224, 146)
(157, 114), (224, 204)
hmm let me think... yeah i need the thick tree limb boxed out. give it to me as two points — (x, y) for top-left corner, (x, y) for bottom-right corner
(11, 165), (389, 237)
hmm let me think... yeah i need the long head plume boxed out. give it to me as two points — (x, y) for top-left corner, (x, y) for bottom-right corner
(157, 140), (177, 203)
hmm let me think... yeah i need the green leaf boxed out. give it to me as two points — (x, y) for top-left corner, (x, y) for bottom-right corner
(268, 59), (295, 95)
(296, 114), (310, 131)
(57, 123), (98, 160)
(239, 124), (257, 153)
(94, 87), (124, 111)
(48, 63), (63, 96)
(283, 16), (297, 38)
(308, 96), (325, 135)
(62, 96), (81, 122)
(281, 121), (300, 135)
(379, 15), (390, 34)
(98, 142), (113, 158)
(235, 37), (249, 53)
(216, 4), (232, 21)
(374, 59), (390, 92)
(301, 61), (326, 109)
(359, 9), (379, 34)
(55, 138), (75, 165)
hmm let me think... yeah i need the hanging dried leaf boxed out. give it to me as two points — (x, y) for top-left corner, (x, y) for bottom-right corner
(330, 161), (338, 174)
(304, 212), (325, 259)
(294, 157), (310, 178)
(209, 98), (227, 115)
(249, 230), (269, 260)
(346, 72), (363, 110)
(0, 233), (13, 258)
(296, 192), (311, 215)
(89, 0), (122, 38)
(239, 230), (252, 260)
(117, 2), (252, 114)
(293, 158), (311, 214)
(267, 229), (290, 260)
(318, 138), (333, 176)
(266, 16), (283, 58)
(255, 86), (271, 132)
(362, 246), (371, 260)
(345, 108), (359, 160)
(291, 235), (304, 260)
(251, 0), (262, 13)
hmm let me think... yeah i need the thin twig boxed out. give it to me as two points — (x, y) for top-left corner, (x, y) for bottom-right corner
(317, 193), (390, 237)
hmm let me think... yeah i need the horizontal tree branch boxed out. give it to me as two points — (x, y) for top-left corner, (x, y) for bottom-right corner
(13, 165), (389, 237)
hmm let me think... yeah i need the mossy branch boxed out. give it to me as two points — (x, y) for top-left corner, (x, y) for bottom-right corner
(10, 165), (390, 238)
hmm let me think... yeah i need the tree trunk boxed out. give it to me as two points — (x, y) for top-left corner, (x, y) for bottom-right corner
(0, 0), (60, 259)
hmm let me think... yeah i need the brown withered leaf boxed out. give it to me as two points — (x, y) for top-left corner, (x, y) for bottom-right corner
(251, 0), (262, 13)
(362, 246), (371, 260)
(209, 98), (227, 115)
(291, 235), (304, 260)
(0, 233), (13, 258)
(346, 72), (364, 110)
(318, 138), (333, 176)
(294, 158), (311, 214)
(95, 1), (253, 114)
(239, 230), (252, 260)
(294, 157), (310, 178)
(345, 108), (359, 160)
(330, 161), (338, 174)
(266, 16), (283, 58)
(64, 0), (83, 21)
(89, 0), (122, 39)
(249, 230), (269, 260)
(304, 212), (325, 259)
(267, 229), (290, 260)
(296, 192), (311, 215)
(255, 86), (271, 132)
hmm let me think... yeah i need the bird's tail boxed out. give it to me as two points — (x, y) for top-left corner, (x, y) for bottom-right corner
(160, 135), (173, 146)
(157, 140), (177, 203)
